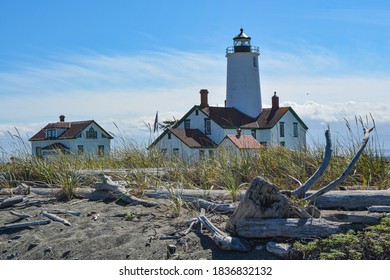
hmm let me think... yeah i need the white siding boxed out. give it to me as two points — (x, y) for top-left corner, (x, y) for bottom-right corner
(153, 131), (212, 162)
(265, 110), (306, 149)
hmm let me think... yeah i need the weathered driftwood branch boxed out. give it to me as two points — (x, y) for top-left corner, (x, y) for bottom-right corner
(0, 196), (24, 209)
(314, 190), (390, 210)
(192, 199), (235, 213)
(235, 218), (343, 238)
(93, 175), (158, 207)
(9, 210), (33, 219)
(0, 183), (30, 196)
(197, 214), (251, 252)
(0, 219), (51, 231)
(305, 126), (375, 202)
(368, 206), (390, 213)
(42, 209), (81, 216)
(292, 129), (333, 198)
(322, 213), (381, 225)
(41, 211), (72, 226)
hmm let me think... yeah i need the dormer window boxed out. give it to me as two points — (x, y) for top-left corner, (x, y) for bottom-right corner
(46, 129), (56, 139)
(86, 127), (97, 139)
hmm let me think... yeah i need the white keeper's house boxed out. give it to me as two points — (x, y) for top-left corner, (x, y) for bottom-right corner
(29, 115), (113, 159)
(149, 28), (308, 161)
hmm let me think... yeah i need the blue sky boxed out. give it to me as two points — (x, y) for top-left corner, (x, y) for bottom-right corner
(1, 0), (390, 156)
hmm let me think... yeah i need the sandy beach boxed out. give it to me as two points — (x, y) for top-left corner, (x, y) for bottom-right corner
(0, 190), (280, 260)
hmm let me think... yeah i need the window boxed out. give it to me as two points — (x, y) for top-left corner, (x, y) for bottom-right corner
(204, 119), (211, 135)
(184, 119), (191, 129)
(280, 141), (285, 147)
(279, 122), (285, 138)
(168, 132), (172, 139)
(46, 129), (56, 138)
(293, 122), (298, 137)
(251, 129), (256, 139)
(195, 110), (199, 116)
(86, 127), (97, 139)
(173, 148), (179, 157)
(77, 145), (84, 155)
(98, 145), (104, 156)
(208, 150), (214, 158)
(253, 57), (257, 68)
(199, 150), (205, 159)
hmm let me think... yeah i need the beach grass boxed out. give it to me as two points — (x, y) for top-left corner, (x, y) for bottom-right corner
(1, 123), (389, 200)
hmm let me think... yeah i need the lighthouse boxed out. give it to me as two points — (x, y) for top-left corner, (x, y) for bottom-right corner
(225, 28), (262, 119)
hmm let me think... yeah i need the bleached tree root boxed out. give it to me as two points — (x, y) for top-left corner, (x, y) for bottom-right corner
(292, 129), (332, 198)
(226, 176), (294, 233)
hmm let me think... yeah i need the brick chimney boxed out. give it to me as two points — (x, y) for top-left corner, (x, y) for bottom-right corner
(272, 92), (279, 110)
(59, 115), (65, 122)
(199, 89), (209, 108)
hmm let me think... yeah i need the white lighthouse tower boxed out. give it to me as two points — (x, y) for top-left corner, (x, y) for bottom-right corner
(225, 28), (262, 118)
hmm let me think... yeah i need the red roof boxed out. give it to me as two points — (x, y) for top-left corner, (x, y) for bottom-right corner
(29, 120), (113, 141)
(169, 128), (216, 148)
(201, 107), (255, 128)
(201, 106), (307, 130)
(223, 134), (263, 149)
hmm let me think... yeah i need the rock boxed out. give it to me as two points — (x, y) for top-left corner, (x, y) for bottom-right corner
(266, 242), (291, 259)
(44, 247), (53, 254)
(11, 235), (22, 240)
(28, 243), (39, 251)
(62, 250), (71, 258)
(166, 244), (177, 259)
(7, 253), (17, 259)
(255, 245), (265, 251)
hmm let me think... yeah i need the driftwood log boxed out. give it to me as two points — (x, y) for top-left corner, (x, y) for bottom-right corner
(314, 190), (390, 210)
(322, 212), (382, 225)
(9, 210), (33, 219)
(368, 206), (390, 213)
(235, 218), (343, 238)
(0, 183), (30, 196)
(0, 196), (24, 209)
(41, 211), (72, 226)
(0, 220), (51, 231)
(27, 186), (390, 211)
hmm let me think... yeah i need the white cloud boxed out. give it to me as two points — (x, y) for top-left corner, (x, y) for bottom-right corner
(282, 100), (390, 123)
